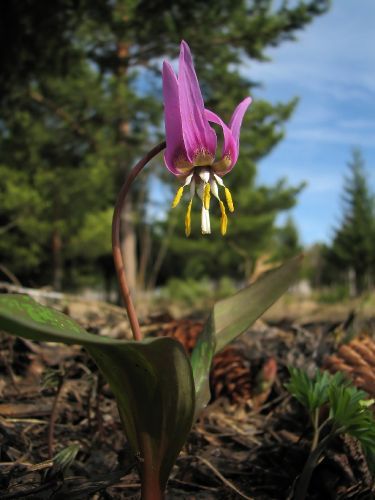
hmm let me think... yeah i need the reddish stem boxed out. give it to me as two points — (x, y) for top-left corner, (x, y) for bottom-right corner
(112, 141), (166, 341)
(141, 476), (164, 500)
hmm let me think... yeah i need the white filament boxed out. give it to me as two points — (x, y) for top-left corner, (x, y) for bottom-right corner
(198, 168), (210, 184)
(201, 206), (211, 234)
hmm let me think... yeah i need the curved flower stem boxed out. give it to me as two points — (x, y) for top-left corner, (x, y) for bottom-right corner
(112, 141), (166, 341)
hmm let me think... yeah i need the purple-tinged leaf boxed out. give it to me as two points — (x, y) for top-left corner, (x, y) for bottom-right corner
(0, 294), (195, 494)
(191, 255), (303, 416)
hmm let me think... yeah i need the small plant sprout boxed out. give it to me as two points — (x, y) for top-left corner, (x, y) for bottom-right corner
(163, 41), (251, 236)
(286, 367), (375, 500)
(0, 41), (301, 500)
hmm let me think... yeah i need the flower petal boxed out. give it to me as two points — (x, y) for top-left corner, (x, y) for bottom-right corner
(178, 41), (217, 162)
(205, 110), (236, 159)
(205, 109), (237, 175)
(229, 97), (252, 150)
(162, 61), (189, 175)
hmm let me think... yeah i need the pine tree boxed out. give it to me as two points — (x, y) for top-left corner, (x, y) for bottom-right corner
(274, 216), (302, 261)
(330, 149), (375, 295)
(0, 0), (331, 290)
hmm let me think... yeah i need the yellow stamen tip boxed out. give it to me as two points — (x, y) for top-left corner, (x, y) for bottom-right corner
(219, 200), (228, 236)
(185, 199), (193, 237)
(225, 187), (234, 212)
(172, 186), (184, 208)
(203, 182), (211, 210)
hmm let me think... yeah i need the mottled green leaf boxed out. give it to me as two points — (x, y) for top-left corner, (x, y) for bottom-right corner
(191, 255), (302, 415)
(0, 294), (195, 491)
(0, 294), (105, 345)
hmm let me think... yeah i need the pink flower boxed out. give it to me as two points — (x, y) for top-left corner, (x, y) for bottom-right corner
(162, 41), (251, 236)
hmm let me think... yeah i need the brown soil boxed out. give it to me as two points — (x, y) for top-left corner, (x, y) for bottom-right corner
(0, 298), (374, 499)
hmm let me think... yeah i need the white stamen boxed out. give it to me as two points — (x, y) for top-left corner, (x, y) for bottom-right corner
(210, 178), (220, 200)
(184, 173), (194, 186)
(214, 173), (225, 187)
(196, 181), (204, 201)
(201, 206), (211, 234)
(190, 179), (196, 198)
(199, 168), (210, 184)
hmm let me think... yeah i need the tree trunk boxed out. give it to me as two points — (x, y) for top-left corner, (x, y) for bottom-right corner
(147, 210), (178, 290)
(52, 228), (63, 291)
(348, 267), (357, 298)
(116, 36), (139, 299)
(138, 224), (151, 290)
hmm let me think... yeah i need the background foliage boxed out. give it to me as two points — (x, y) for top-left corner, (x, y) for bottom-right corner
(2, 0), (372, 300)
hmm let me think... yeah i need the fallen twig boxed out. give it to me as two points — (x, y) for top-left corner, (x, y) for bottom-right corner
(179, 455), (254, 500)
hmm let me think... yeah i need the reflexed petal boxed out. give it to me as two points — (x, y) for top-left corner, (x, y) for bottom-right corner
(229, 97), (252, 156)
(162, 61), (188, 175)
(205, 109), (237, 175)
(179, 41), (217, 162)
(205, 109), (236, 161)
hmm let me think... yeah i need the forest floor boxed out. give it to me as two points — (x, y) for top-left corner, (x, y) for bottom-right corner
(0, 290), (374, 499)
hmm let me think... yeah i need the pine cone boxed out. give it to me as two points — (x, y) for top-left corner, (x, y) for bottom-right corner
(154, 319), (204, 354)
(152, 319), (253, 403)
(324, 337), (375, 397)
(210, 346), (252, 403)
(153, 318), (277, 405)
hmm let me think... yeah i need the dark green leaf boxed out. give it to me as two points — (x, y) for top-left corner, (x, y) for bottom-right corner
(53, 444), (80, 473)
(286, 367), (347, 413)
(286, 364), (375, 472)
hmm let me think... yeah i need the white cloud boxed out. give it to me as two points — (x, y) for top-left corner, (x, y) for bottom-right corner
(261, 162), (342, 193)
(244, 1), (375, 244)
(288, 127), (375, 147)
(339, 118), (375, 130)
(245, 1), (375, 101)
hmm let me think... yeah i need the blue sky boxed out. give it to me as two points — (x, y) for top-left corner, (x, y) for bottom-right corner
(248, 0), (375, 245)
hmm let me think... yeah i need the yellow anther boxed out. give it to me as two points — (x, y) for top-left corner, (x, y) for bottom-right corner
(224, 187), (234, 212)
(203, 182), (211, 210)
(219, 200), (228, 236)
(185, 199), (193, 237)
(172, 186), (184, 208)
